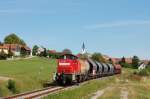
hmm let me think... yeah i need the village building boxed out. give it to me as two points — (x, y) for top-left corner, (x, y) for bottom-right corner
(37, 47), (45, 55)
(48, 50), (57, 54)
(0, 43), (31, 56)
(0, 44), (9, 54)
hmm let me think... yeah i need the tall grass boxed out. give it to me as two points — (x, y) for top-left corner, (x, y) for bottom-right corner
(45, 77), (115, 99)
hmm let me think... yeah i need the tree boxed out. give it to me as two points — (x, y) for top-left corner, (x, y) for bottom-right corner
(79, 53), (89, 59)
(119, 57), (126, 66)
(0, 41), (2, 45)
(20, 39), (26, 45)
(4, 33), (26, 45)
(43, 48), (47, 57)
(147, 61), (150, 68)
(32, 45), (39, 56)
(132, 56), (140, 69)
(148, 61), (150, 65)
(121, 57), (126, 64)
(108, 58), (113, 64)
(20, 48), (27, 57)
(119, 56), (132, 68)
(7, 48), (13, 58)
(62, 49), (72, 54)
(91, 52), (106, 63)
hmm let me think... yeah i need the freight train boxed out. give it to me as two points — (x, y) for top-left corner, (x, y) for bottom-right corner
(53, 54), (121, 85)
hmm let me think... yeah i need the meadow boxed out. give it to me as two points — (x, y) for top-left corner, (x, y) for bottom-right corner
(0, 57), (56, 96)
(45, 68), (150, 99)
(0, 58), (150, 99)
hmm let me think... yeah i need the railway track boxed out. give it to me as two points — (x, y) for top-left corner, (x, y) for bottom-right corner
(3, 81), (92, 99)
(3, 76), (112, 99)
(3, 86), (64, 99)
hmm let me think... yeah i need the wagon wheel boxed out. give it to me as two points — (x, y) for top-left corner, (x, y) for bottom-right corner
(77, 76), (80, 83)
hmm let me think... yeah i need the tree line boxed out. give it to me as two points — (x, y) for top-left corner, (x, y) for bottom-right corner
(32, 45), (150, 69)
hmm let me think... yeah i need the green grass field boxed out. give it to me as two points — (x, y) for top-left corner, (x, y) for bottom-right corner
(0, 57), (57, 96)
(0, 58), (150, 98)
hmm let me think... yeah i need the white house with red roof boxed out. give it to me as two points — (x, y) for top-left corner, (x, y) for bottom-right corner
(0, 43), (31, 56)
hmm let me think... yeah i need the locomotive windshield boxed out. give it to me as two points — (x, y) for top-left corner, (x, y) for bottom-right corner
(59, 54), (78, 60)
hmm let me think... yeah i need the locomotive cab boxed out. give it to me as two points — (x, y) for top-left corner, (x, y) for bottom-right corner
(53, 54), (79, 85)
(58, 54), (79, 74)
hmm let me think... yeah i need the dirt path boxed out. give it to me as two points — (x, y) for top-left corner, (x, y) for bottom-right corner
(6, 56), (35, 61)
(91, 87), (111, 99)
(121, 87), (129, 99)
(0, 76), (11, 81)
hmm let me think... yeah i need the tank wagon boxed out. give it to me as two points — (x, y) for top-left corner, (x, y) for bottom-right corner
(53, 54), (121, 85)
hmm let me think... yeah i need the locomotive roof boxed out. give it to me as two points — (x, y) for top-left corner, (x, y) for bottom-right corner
(61, 53), (78, 58)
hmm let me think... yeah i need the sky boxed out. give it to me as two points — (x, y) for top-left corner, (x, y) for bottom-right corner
(0, 0), (150, 59)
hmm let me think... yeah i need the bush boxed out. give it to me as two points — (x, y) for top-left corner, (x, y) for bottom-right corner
(0, 87), (2, 97)
(48, 53), (61, 59)
(0, 50), (7, 60)
(7, 80), (18, 94)
(133, 71), (138, 75)
(146, 66), (150, 72)
(138, 69), (149, 76)
(120, 63), (132, 68)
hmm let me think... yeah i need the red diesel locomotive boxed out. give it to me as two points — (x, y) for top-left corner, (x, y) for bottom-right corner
(53, 54), (121, 85)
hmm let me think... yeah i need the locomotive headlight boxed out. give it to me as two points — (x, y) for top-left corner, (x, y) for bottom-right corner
(58, 73), (61, 75)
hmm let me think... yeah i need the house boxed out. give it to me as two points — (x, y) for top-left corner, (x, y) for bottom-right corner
(0, 44), (9, 54)
(37, 47), (45, 55)
(125, 58), (132, 64)
(21, 46), (31, 56)
(111, 58), (121, 64)
(0, 43), (31, 56)
(4, 44), (22, 56)
(106, 57), (133, 64)
(48, 50), (57, 54)
(138, 63), (147, 70)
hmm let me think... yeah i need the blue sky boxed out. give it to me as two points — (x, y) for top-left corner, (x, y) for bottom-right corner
(0, 0), (150, 59)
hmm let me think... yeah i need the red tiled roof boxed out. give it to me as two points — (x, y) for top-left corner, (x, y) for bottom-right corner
(0, 44), (30, 51)
(125, 58), (132, 64)
(0, 45), (9, 49)
(23, 46), (31, 51)
(110, 58), (121, 64)
(108, 57), (132, 64)
(48, 50), (57, 53)
(4, 44), (21, 49)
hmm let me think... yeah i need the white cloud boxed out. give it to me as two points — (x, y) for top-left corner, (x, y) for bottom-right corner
(84, 20), (150, 29)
